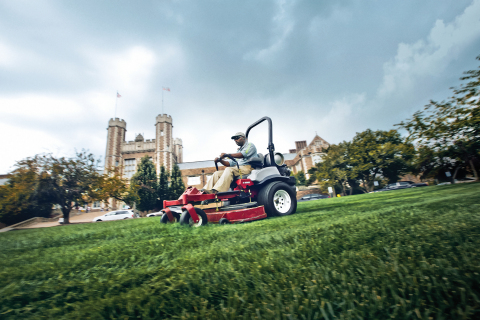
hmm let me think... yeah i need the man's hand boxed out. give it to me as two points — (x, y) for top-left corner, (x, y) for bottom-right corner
(220, 153), (227, 159)
(214, 157), (220, 163)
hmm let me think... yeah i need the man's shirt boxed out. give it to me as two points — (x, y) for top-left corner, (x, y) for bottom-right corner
(227, 141), (257, 167)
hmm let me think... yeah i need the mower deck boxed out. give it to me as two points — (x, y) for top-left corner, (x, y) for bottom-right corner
(162, 187), (267, 224)
(203, 202), (267, 224)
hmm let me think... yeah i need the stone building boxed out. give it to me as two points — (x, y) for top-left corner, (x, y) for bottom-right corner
(104, 114), (183, 177)
(104, 114), (183, 208)
(284, 135), (330, 179)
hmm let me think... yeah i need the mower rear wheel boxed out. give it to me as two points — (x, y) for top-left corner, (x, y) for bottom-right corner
(179, 208), (208, 227)
(160, 211), (180, 224)
(257, 181), (297, 217)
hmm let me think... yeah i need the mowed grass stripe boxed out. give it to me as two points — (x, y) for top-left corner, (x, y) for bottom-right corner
(1, 183), (479, 319)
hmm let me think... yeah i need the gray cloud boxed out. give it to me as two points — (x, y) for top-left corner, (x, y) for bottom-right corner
(0, 0), (479, 172)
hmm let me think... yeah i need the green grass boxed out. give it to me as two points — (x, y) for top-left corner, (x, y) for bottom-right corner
(1, 183), (480, 319)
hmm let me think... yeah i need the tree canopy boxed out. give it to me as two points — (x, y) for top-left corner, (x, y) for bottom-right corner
(0, 157), (54, 225)
(130, 156), (157, 212)
(397, 54), (480, 182)
(312, 129), (413, 193)
(0, 152), (133, 225)
(169, 164), (185, 201)
(156, 164), (170, 209)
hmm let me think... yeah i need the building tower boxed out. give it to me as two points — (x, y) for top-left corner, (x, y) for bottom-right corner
(105, 118), (127, 169)
(104, 118), (126, 210)
(155, 114), (174, 173)
(173, 138), (183, 163)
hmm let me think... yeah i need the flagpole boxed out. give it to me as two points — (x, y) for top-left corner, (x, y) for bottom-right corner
(115, 91), (121, 118)
(162, 88), (164, 114)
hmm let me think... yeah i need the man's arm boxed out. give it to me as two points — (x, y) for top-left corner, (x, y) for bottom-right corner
(220, 152), (243, 159)
(215, 152), (244, 167)
(214, 157), (230, 167)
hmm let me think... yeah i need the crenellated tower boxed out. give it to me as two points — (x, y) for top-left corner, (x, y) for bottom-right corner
(173, 138), (183, 164)
(155, 114), (174, 173)
(105, 118), (127, 169)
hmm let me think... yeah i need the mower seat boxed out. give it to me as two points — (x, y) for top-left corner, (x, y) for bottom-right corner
(247, 153), (264, 169)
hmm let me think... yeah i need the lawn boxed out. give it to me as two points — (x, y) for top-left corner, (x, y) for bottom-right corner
(1, 183), (480, 319)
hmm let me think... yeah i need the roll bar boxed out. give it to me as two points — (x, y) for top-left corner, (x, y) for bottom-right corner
(245, 116), (276, 167)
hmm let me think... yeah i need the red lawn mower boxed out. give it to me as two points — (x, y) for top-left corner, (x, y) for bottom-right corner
(160, 116), (297, 227)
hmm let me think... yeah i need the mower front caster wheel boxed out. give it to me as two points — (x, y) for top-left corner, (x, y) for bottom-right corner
(219, 218), (230, 225)
(160, 211), (180, 224)
(180, 208), (208, 227)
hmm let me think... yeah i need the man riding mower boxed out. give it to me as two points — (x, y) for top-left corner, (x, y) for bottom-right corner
(201, 131), (257, 195)
(160, 116), (297, 227)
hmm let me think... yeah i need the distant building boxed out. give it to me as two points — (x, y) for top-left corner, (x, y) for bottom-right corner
(285, 135), (330, 179)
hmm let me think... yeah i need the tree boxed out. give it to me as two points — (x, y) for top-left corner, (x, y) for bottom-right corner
(348, 129), (414, 192)
(294, 171), (307, 186)
(156, 165), (170, 209)
(169, 164), (185, 200)
(0, 157), (54, 225)
(307, 167), (318, 186)
(130, 156), (157, 212)
(98, 167), (138, 208)
(315, 144), (351, 196)
(0, 152), (140, 225)
(397, 54), (480, 182)
(33, 152), (106, 224)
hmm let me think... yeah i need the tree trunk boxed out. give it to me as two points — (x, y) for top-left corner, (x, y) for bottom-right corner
(469, 159), (479, 181)
(451, 167), (460, 184)
(62, 207), (71, 224)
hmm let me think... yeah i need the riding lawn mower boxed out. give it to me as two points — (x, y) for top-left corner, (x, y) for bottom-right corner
(160, 116), (297, 227)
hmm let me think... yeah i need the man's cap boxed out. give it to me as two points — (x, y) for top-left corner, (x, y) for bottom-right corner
(231, 132), (245, 139)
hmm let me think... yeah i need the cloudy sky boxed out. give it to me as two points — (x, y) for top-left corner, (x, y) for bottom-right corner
(1, 0), (479, 173)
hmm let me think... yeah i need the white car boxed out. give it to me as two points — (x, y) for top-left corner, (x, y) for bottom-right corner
(93, 210), (136, 222)
(146, 211), (163, 217)
(146, 206), (182, 217)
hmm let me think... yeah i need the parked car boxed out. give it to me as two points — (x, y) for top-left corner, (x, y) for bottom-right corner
(146, 206), (182, 217)
(373, 181), (428, 193)
(402, 180), (429, 187)
(93, 210), (136, 222)
(436, 177), (475, 186)
(298, 193), (329, 202)
(146, 211), (163, 217)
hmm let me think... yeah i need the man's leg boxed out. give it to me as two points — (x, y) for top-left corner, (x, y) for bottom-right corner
(212, 165), (253, 192)
(203, 170), (224, 191)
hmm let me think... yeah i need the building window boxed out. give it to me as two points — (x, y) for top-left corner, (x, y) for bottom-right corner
(187, 176), (201, 185)
(312, 154), (323, 165)
(295, 162), (302, 172)
(124, 159), (136, 178)
(93, 201), (101, 208)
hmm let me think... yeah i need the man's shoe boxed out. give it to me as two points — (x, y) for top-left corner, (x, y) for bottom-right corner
(200, 189), (212, 194)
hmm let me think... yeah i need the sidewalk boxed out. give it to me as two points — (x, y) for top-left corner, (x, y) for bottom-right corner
(20, 211), (105, 229)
